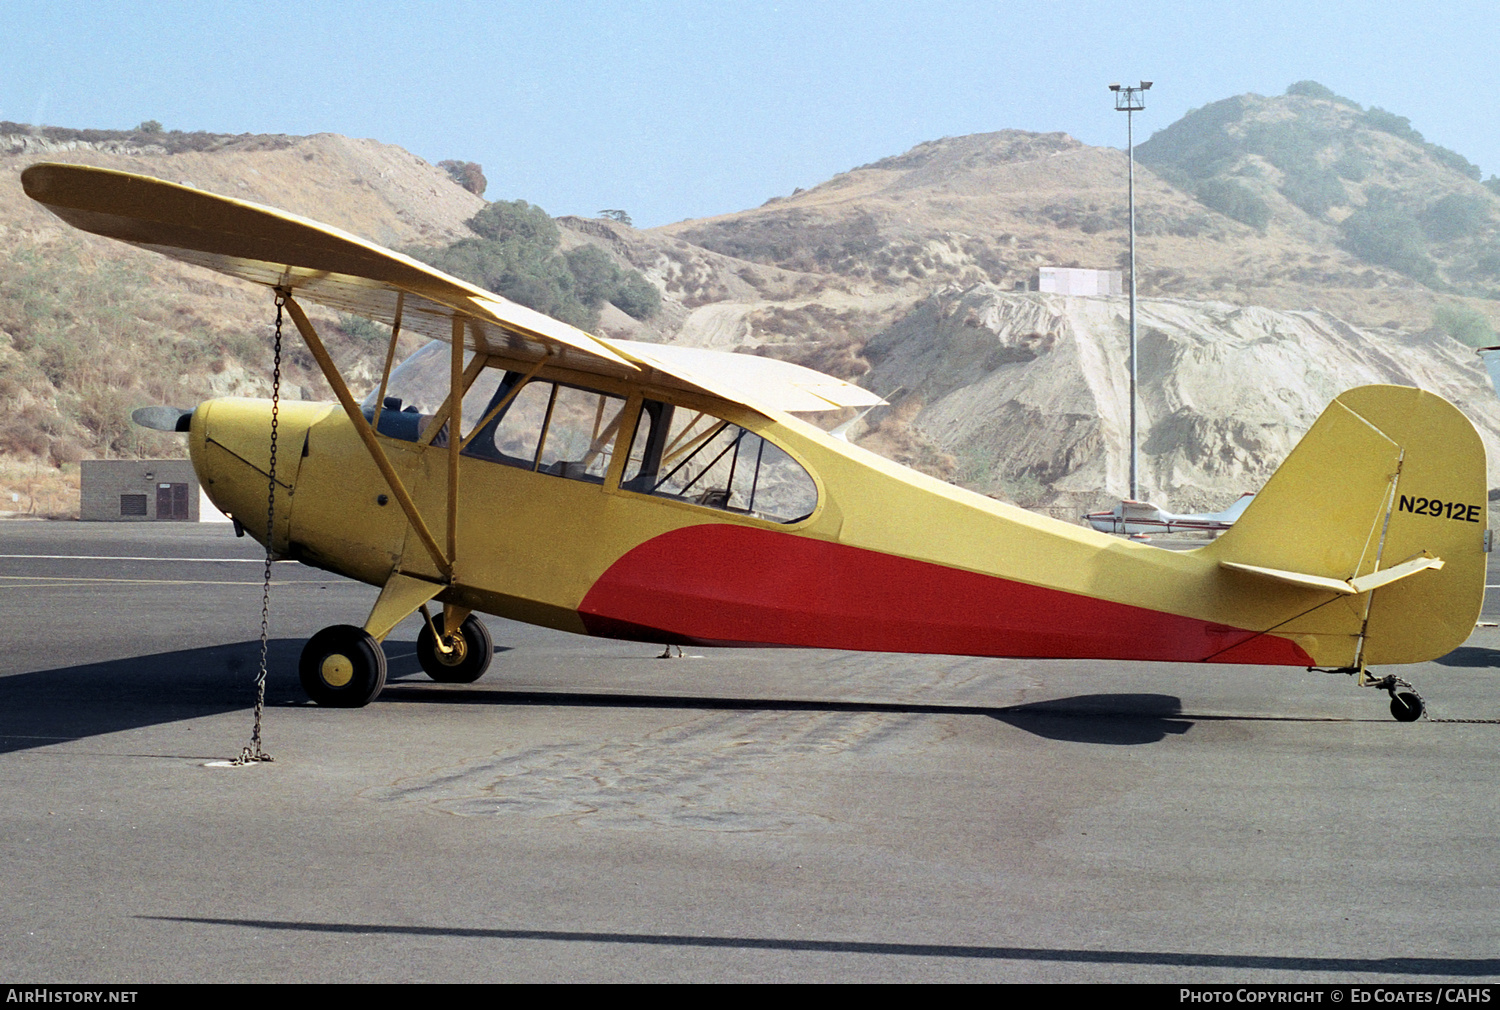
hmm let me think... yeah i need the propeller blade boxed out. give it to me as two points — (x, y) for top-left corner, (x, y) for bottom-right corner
(132, 406), (194, 432)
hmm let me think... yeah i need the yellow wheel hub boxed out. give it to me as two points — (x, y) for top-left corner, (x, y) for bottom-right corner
(320, 653), (355, 687)
(435, 633), (468, 667)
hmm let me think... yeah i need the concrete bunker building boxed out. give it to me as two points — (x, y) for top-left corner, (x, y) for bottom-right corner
(79, 459), (230, 522)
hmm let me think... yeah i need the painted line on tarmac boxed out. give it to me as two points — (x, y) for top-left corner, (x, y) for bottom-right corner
(0, 554), (295, 563)
(0, 575), (326, 587)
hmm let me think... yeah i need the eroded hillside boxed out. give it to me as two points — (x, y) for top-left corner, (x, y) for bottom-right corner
(861, 287), (1500, 519)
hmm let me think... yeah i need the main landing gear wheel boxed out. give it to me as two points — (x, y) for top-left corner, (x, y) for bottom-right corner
(299, 625), (388, 707)
(417, 613), (493, 684)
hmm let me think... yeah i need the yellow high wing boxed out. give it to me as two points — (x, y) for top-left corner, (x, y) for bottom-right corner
(21, 163), (639, 366)
(19, 163), (882, 413)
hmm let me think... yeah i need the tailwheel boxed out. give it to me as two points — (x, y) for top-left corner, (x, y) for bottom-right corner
(1390, 691), (1425, 723)
(299, 625), (388, 707)
(417, 612), (493, 684)
(1367, 672), (1425, 723)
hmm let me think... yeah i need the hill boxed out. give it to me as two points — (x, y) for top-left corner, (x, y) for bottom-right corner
(4, 84), (1500, 519)
(0, 129), (484, 500)
(860, 287), (1500, 519)
(1137, 82), (1500, 298)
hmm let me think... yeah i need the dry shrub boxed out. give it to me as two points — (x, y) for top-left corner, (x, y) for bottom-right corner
(855, 397), (956, 482)
(746, 304), (881, 380)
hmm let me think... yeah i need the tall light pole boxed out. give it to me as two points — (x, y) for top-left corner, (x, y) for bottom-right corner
(1110, 80), (1150, 502)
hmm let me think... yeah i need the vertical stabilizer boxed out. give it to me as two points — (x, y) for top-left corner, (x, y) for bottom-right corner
(1205, 385), (1486, 665)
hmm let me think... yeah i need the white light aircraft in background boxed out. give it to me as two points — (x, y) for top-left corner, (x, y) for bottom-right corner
(1084, 493), (1254, 537)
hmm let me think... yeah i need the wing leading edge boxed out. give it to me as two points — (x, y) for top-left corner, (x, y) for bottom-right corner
(22, 163), (879, 415)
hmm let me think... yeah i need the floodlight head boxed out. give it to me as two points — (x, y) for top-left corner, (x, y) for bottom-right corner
(1141, 81), (1153, 90)
(1109, 83), (1121, 91)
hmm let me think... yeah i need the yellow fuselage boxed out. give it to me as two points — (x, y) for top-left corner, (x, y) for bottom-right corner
(190, 376), (1484, 669)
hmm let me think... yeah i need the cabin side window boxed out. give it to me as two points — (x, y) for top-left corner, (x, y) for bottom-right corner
(465, 376), (627, 484)
(620, 400), (818, 523)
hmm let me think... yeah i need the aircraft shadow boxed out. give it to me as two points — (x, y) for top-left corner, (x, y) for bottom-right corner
(380, 684), (1193, 746)
(0, 634), (1188, 751)
(995, 693), (1192, 745)
(141, 915), (1500, 976)
(1434, 646), (1500, 668)
(0, 637), (509, 755)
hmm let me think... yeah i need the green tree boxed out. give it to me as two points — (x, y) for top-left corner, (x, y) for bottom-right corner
(1363, 107), (1423, 144)
(1285, 80), (1336, 100)
(1433, 304), (1496, 347)
(565, 245), (661, 320)
(1196, 178), (1271, 230)
(468, 199), (559, 247)
(411, 200), (659, 331)
(1279, 166), (1346, 217)
(1420, 193), (1489, 241)
(1339, 193), (1437, 284)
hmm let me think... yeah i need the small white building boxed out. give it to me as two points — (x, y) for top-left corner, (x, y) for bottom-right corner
(1034, 267), (1123, 296)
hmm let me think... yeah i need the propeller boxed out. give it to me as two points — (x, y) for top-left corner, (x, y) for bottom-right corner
(131, 405), (194, 432)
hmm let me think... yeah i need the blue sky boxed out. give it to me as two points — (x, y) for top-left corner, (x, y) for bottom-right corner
(4, 1), (1495, 228)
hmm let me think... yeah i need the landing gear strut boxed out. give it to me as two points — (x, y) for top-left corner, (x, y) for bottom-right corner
(1310, 666), (1426, 722)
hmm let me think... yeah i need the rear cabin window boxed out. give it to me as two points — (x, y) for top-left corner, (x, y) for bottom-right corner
(620, 400), (818, 524)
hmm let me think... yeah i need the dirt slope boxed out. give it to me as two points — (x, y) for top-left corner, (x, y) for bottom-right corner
(864, 286), (1500, 518)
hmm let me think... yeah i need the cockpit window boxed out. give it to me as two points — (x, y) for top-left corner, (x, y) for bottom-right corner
(621, 400), (818, 523)
(359, 340), (502, 444)
(361, 343), (816, 513)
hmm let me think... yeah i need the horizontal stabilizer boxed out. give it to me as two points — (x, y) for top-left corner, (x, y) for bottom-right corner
(1222, 555), (1444, 596)
(1349, 555), (1446, 594)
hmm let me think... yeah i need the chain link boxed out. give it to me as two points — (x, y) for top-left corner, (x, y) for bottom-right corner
(233, 294), (283, 765)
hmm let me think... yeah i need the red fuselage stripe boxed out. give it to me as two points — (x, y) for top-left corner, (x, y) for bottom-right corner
(577, 524), (1312, 665)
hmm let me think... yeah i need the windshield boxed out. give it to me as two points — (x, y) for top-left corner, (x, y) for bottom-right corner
(359, 340), (505, 443)
(360, 340), (476, 415)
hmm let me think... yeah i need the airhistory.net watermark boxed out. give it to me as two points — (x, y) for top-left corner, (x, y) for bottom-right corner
(5, 991), (138, 1004)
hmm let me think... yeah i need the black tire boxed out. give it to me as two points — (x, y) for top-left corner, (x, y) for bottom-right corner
(1390, 691), (1424, 722)
(417, 613), (494, 684)
(299, 624), (388, 707)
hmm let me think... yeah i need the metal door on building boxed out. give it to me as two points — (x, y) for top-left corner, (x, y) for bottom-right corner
(156, 482), (189, 520)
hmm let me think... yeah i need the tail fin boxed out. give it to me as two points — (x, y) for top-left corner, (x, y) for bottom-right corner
(1205, 385), (1487, 665)
(1216, 492), (1255, 523)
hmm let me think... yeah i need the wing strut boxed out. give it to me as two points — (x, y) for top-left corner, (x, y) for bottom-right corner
(370, 291), (405, 440)
(459, 353), (550, 451)
(280, 293), (452, 579)
(449, 315), (463, 570)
